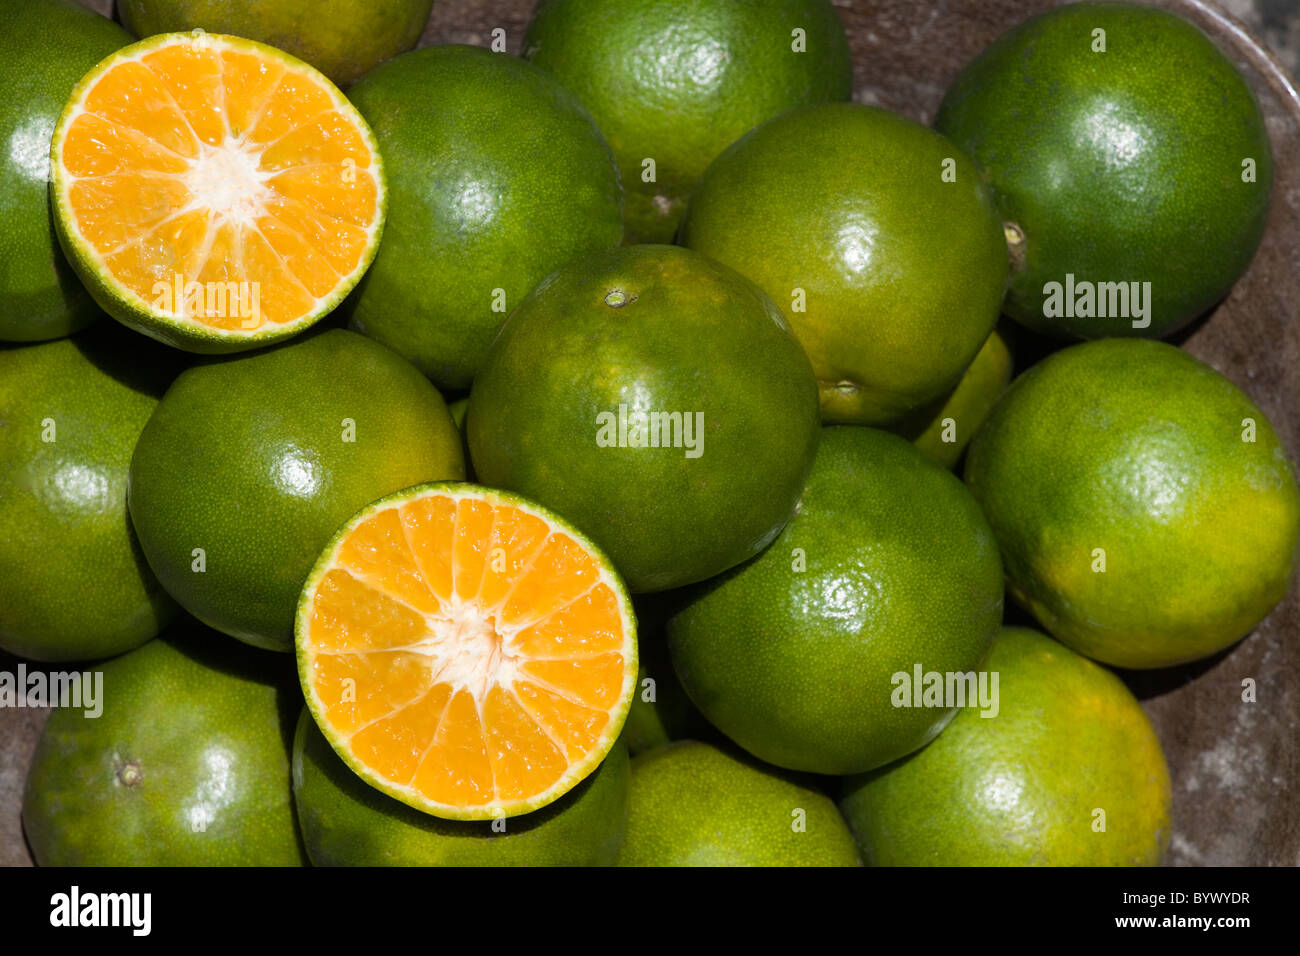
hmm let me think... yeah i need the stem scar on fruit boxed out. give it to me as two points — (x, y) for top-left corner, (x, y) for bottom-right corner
(823, 379), (863, 396)
(1004, 222), (1026, 272)
(116, 759), (144, 788)
(605, 290), (637, 307)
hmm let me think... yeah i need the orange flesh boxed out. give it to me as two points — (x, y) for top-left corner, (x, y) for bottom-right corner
(301, 492), (633, 812)
(58, 36), (380, 331)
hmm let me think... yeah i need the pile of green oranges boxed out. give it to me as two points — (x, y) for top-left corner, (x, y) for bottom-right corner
(2, 0), (1296, 867)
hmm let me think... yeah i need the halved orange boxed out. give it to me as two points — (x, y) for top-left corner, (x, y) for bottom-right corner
(296, 483), (638, 820)
(50, 31), (385, 353)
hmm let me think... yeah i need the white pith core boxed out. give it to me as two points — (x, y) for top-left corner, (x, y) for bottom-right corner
(182, 140), (273, 226)
(410, 597), (523, 702)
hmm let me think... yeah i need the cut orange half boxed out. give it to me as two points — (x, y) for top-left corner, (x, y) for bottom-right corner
(296, 483), (638, 820)
(50, 32), (385, 353)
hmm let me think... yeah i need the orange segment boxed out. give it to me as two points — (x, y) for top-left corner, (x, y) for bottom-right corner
(334, 510), (444, 617)
(501, 532), (604, 629)
(60, 114), (191, 177)
(254, 214), (342, 298)
(189, 221), (249, 328)
(265, 166), (381, 227)
(349, 682), (454, 787)
(308, 568), (431, 654)
(52, 33), (384, 351)
(262, 193), (372, 275)
(514, 680), (610, 759)
(477, 507), (553, 611)
(245, 70), (336, 146)
(510, 583), (627, 658)
(296, 484), (637, 820)
(219, 50), (286, 138)
(520, 654), (629, 711)
(259, 110), (375, 172)
(166, 209), (218, 288)
(310, 651), (433, 738)
(409, 689), (496, 807)
(399, 495), (458, 605)
(482, 685), (569, 801)
(141, 43), (227, 146)
(451, 496), (496, 603)
(238, 225), (316, 326)
(69, 174), (191, 254)
(80, 59), (199, 157)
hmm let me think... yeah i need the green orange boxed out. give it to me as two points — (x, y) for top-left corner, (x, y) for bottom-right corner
(617, 741), (860, 867)
(128, 328), (464, 652)
(0, 0), (129, 342)
(467, 244), (820, 593)
(680, 102), (1007, 425)
(523, 0), (852, 242)
(23, 622), (306, 866)
(0, 325), (179, 662)
(841, 627), (1172, 866)
(668, 426), (1003, 775)
(893, 326), (1012, 469)
(935, 2), (1272, 338)
(346, 45), (623, 391)
(117, 0), (434, 87)
(965, 338), (1300, 669)
(293, 711), (629, 866)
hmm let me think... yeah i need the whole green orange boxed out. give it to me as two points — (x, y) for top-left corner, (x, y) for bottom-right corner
(117, 0), (433, 87)
(935, 2), (1272, 338)
(668, 426), (1003, 775)
(128, 329), (464, 652)
(617, 741), (860, 867)
(0, 0), (128, 342)
(293, 711), (629, 866)
(523, 0), (851, 242)
(467, 244), (820, 593)
(965, 338), (1300, 669)
(0, 325), (179, 662)
(346, 45), (623, 390)
(841, 628), (1172, 866)
(680, 102), (1007, 425)
(23, 622), (306, 866)
(892, 326), (1013, 469)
